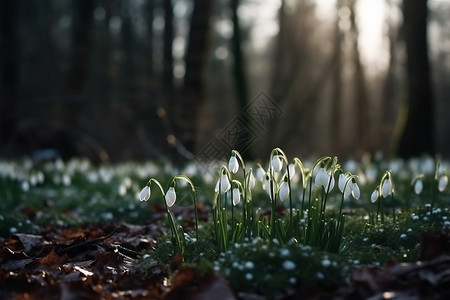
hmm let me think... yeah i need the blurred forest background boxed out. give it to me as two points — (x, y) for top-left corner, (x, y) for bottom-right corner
(1, 0), (449, 163)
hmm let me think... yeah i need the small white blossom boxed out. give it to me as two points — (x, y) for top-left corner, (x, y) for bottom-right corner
(288, 163), (295, 180)
(279, 180), (290, 202)
(255, 166), (266, 182)
(414, 179), (423, 195)
(272, 155), (282, 172)
(351, 181), (360, 199)
(381, 178), (392, 198)
(438, 174), (448, 192)
(315, 167), (328, 188)
(282, 260), (296, 271)
(139, 186), (151, 201)
(370, 189), (378, 203)
(232, 188), (240, 206)
(165, 187), (176, 207)
(215, 173), (231, 193)
(248, 171), (256, 189)
(228, 155), (239, 174)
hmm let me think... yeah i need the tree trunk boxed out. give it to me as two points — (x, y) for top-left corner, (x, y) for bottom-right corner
(0, 0), (18, 153)
(180, 0), (213, 153)
(231, 0), (252, 157)
(396, 0), (434, 158)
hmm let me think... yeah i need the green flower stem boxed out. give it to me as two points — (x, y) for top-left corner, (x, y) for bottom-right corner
(173, 175), (198, 241)
(148, 178), (182, 251)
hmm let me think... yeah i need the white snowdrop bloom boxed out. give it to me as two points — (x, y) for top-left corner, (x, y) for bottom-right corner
(228, 155), (239, 174)
(272, 155), (283, 172)
(282, 260), (296, 271)
(288, 163), (296, 180)
(263, 174), (274, 199)
(139, 186), (151, 201)
(244, 261), (254, 269)
(351, 181), (360, 199)
(248, 171), (256, 189)
(255, 166), (266, 182)
(279, 180), (290, 202)
(21, 181), (30, 192)
(400, 234), (407, 239)
(326, 172), (335, 192)
(438, 174), (448, 192)
(321, 259), (331, 267)
(245, 273), (253, 280)
(414, 179), (423, 195)
(118, 184), (127, 196)
(381, 178), (392, 198)
(165, 187), (177, 207)
(315, 167), (328, 188)
(370, 189), (379, 203)
(338, 173), (348, 193)
(215, 172), (231, 193)
(232, 188), (241, 206)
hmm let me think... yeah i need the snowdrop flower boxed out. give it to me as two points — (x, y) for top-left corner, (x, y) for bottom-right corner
(381, 178), (392, 198)
(264, 174), (274, 199)
(271, 155), (282, 172)
(279, 177), (290, 202)
(215, 171), (231, 193)
(438, 174), (448, 192)
(232, 188), (241, 206)
(248, 171), (256, 189)
(228, 155), (239, 174)
(370, 189), (379, 203)
(255, 165), (266, 182)
(288, 163), (295, 180)
(315, 167), (328, 188)
(165, 187), (176, 207)
(414, 179), (423, 195)
(351, 180), (360, 199)
(139, 185), (151, 201)
(338, 173), (351, 198)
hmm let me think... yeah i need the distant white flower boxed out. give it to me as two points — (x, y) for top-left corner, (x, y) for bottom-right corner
(139, 186), (151, 201)
(272, 155), (282, 172)
(228, 155), (239, 174)
(232, 188), (240, 206)
(370, 189), (378, 203)
(381, 178), (392, 198)
(255, 166), (266, 182)
(288, 163), (295, 180)
(414, 179), (423, 195)
(279, 180), (290, 202)
(215, 172), (231, 193)
(165, 187), (176, 207)
(248, 171), (256, 189)
(438, 174), (448, 192)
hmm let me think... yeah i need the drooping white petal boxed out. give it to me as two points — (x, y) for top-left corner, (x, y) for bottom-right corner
(325, 173), (335, 192)
(414, 179), (423, 195)
(271, 155), (282, 172)
(288, 163), (296, 180)
(248, 171), (256, 189)
(279, 181), (290, 202)
(139, 186), (151, 201)
(351, 182), (360, 200)
(381, 179), (391, 198)
(255, 166), (266, 182)
(343, 182), (352, 199)
(315, 167), (328, 188)
(232, 188), (240, 206)
(228, 156), (239, 174)
(264, 174), (273, 199)
(438, 175), (448, 192)
(165, 187), (176, 207)
(215, 173), (231, 193)
(371, 189), (379, 203)
(338, 174), (347, 193)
